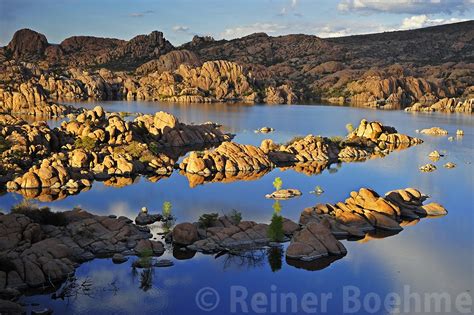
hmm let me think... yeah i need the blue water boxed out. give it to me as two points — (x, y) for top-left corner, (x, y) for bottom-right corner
(3, 102), (473, 314)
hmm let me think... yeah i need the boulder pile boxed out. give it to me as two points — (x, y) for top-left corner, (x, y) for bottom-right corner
(171, 187), (446, 263)
(0, 208), (161, 292)
(1, 106), (232, 199)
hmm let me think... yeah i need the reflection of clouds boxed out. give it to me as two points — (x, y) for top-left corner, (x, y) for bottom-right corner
(346, 225), (473, 314)
(71, 264), (168, 313)
(162, 275), (193, 287)
(107, 201), (135, 219)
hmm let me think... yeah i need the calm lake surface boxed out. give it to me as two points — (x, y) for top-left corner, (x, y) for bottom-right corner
(2, 101), (473, 314)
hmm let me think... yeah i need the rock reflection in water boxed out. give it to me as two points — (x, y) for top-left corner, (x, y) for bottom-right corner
(181, 169), (270, 188)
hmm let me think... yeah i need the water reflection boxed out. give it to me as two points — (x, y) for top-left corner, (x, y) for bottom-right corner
(5, 102), (472, 314)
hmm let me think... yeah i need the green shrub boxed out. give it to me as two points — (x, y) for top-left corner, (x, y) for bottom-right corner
(272, 200), (282, 214)
(198, 213), (219, 228)
(228, 209), (242, 225)
(11, 201), (67, 226)
(74, 136), (97, 150)
(124, 141), (146, 158)
(273, 177), (283, 191)
(268, 214), (284, 242)
(162, 201), (172, 219)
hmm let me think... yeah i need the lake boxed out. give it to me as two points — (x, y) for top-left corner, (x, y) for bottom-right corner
(3, 101), (473, 314)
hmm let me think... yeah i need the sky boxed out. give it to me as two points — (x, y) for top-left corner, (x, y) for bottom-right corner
(0, 0), (473, 46)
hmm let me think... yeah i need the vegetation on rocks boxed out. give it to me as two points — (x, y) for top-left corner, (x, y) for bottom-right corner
(268, 214), (285, 242)
(198, 213), (219, 228)
(11, 200), (67, 226)
(74, 135), (97, 150)
(273, 177), (283, 191)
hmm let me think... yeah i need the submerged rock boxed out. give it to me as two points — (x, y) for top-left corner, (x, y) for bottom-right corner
(112, 253), (128, 264)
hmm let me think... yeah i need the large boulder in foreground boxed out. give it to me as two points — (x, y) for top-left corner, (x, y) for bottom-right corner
(172, 223), (199, 245)
(286, 221), (346, 261)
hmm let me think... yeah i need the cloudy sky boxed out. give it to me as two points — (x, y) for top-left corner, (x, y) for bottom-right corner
(0, 0), (473, 45)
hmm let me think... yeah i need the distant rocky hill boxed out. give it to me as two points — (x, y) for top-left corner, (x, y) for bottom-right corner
(0, 21), (472, 110)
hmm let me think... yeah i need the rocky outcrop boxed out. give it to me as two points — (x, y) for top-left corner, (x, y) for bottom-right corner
(176, 215), (298, 253)
(347, 119), (423, 150)
(136, 49), (201, 75)
(2, 22), (473, 107)
(300, 188), (447, 238)
(0, 82), (77, 117)
(0, 207), (160, 292)
(171, 187), (446, 263)
(406, 97), (473, 113)
(346, 75), (442, 108)
(179, 142), (273, 175)
(1, 107), (231, 199)
(286, 221), (346, 261)
(6, 29), (49, 60)
(178, 119), (422, 178)
(420, 127), (448, 135)
(266, 135), (340, 163)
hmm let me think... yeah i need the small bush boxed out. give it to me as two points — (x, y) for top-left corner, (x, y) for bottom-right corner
(228, 209), (242, 225)
(124, 141), (146, 158)
(11, 201), (67, 226)
(268, 214), (284, 242)
(162, 201), (172, 219)
(74, 136), (97, 151)
(272, 200), (282, 214)
(346, 123), (354, 134)
(198, 213), (219, 228)
(273, 177), (283, 191)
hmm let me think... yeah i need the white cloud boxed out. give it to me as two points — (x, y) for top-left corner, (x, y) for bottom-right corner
(400, 14), (468, 29)
(221, 23), (287, 38)
(278, 0), (302, 17)
(337, 0), (473, 14)
(172, 25), (190, 32)
(129, 10), (154, 18)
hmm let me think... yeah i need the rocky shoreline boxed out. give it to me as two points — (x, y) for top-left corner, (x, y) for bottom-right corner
(1, 24), (473, 112)
(168, 187), (446, 259)
(0, 186), (447, 313)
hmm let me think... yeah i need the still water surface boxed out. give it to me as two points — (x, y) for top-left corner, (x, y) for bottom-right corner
(2, 101), (473, 314)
